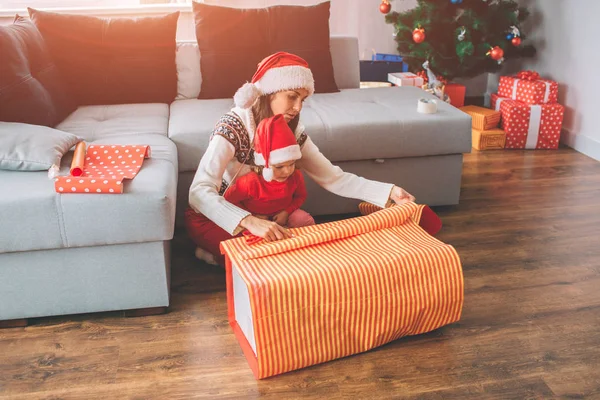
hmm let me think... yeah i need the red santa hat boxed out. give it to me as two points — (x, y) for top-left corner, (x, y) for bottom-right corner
(253, 114), (302, 182)
(234, 52), (315, 109)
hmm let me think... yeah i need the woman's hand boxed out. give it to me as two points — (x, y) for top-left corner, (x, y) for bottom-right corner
(272, 210), (289, 227)
(389, 185), (416, 205)
(240, 215), (292, 242)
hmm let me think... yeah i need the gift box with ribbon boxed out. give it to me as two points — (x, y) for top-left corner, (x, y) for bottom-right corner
(388, 72), (424, 87)
(491, 93), (564, 149)
(444, 83), (467, 108)
(221, 203), (464, 379)
(497, 70), (559, 105)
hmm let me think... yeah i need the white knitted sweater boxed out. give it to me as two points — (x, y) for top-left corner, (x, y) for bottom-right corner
(189, 107), (394, 235)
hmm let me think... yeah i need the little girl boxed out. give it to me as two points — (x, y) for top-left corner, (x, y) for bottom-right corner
(194, 114), (314, 264)
(224, 114), (315, 228)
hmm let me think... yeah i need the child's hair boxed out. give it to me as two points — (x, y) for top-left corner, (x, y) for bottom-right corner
(252, 94), (300, 133)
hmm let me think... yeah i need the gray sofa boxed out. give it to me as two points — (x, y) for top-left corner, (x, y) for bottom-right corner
(0, 36), (471, 323)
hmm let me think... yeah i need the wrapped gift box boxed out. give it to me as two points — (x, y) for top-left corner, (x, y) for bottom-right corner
(460, 105), (501, 130)
(372, 53), (409, 73)
(497, 72), (559, 105)
(472, 128), (506, 150)
(221, 204), (464, 379)
(445, 83), (466, 108)
(491, 93), (564, 149)
(388, 72), (424, 87)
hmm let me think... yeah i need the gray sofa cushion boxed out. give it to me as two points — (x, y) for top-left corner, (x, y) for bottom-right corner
(0, 133), (177, 254)
(0, 16), (75, 127)
(28, 8), (179, 106)
(169, 86), (471, 173)
(168, 98), (234, 172)
(0, 122), (81, 171)
(57, 103), (170, 142)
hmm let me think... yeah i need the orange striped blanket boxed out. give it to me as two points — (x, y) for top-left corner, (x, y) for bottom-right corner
(220, 202), (464, 379)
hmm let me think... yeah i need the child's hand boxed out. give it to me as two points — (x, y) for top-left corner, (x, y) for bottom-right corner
(272, 210), (290, 227)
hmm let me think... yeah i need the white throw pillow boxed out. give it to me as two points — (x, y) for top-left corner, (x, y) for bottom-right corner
(175, 42), (202, 100)
(0, 122), (81, 171)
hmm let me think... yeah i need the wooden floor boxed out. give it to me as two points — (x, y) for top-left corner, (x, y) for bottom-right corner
(2, 149), (600, 399)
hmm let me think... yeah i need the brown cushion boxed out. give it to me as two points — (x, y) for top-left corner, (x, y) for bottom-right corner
(0, 16), (75, 127)
(193, 2), (339, 100)
(28, 8), (179, 106)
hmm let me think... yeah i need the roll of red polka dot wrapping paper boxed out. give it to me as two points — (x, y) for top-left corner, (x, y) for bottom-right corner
(54, 145), (150, 194)
(491, 94), (564, 150)
(497, 75), (558, 106)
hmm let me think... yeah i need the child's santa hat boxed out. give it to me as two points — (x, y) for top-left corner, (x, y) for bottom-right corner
(234, 52), (315, 109)
(253, 114), (302, 182)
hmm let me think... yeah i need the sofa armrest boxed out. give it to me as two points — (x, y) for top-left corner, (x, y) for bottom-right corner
(330, 36), (360, 90)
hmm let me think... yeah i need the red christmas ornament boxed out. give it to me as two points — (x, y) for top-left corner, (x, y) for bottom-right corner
(379, 0), (391, 14)
(512, 37), (522, 46)
(488, 46), (504, 61)
(413, 28), (426, 44)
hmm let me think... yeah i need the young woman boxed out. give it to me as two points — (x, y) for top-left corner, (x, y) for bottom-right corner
(185, 52), (418, 265)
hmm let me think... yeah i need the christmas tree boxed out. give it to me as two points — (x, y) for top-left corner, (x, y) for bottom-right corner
(384, 0), (536, 81)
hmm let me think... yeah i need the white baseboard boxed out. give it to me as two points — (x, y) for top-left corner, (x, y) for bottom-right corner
(561, 129), (600, 162)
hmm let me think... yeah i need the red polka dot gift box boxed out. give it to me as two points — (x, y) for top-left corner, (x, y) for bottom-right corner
(491, 94), (564, 150)
(54, 144), (151, 194)
(497, 70), (559, 106)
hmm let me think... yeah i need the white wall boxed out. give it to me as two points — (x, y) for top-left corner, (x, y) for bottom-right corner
(502, 0), (600, 161)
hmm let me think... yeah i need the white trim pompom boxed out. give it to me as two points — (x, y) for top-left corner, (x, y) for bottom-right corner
(234, 82), (261, 109)
(262, 167), (274, 182)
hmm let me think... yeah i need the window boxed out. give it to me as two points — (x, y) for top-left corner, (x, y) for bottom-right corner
(0, 0), (190, 10)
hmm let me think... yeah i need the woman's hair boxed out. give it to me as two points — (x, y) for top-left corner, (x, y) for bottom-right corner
(251, 94), (300, 134)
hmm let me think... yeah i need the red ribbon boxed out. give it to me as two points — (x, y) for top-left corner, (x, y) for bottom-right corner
(417, 70), (428, 84)
(516, 70), (540, 81)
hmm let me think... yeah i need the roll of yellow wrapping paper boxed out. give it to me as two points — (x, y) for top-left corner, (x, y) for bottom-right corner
(70, 142), (86, 176)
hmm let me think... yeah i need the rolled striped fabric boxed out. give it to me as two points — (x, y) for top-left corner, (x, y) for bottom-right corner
(221, 203), (464, 379)
(358, 201), (384, 216)
(358, 202), (425, 224)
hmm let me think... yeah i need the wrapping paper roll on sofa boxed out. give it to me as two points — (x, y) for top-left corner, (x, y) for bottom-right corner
(69, 142), (87, 177)
(221, 204), (464, 379)
(54, 144), (151, 194)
